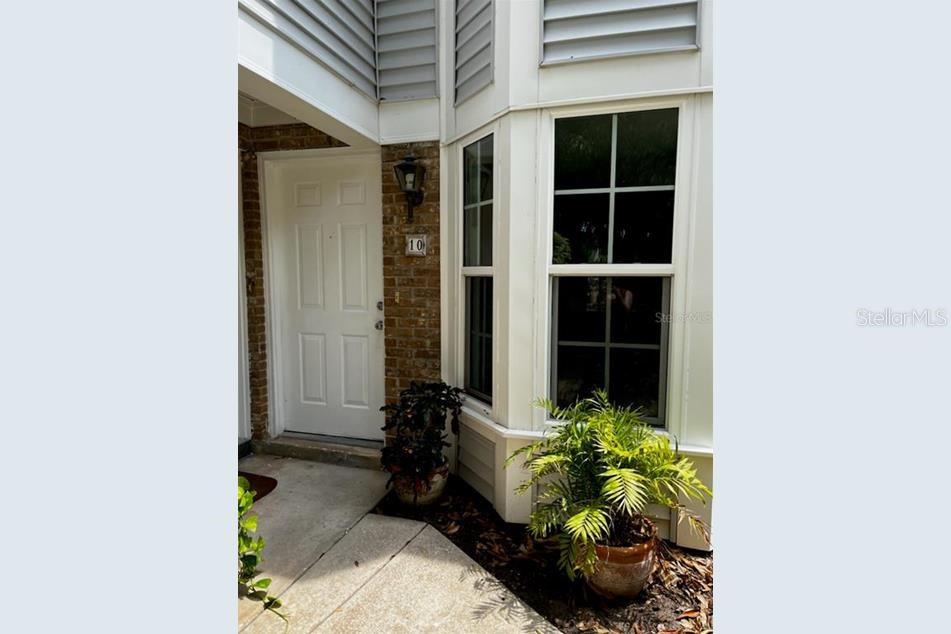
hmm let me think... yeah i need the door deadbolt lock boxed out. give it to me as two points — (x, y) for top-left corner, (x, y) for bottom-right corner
(375, 320), (384, 330)
(377, 300), (384, 311)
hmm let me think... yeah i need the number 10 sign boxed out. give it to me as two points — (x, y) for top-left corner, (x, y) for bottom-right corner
(405, 234), (427, 257)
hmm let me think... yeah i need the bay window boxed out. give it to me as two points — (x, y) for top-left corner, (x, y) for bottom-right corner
(550, 108), (678, 425)
(463, 134), (493, 403)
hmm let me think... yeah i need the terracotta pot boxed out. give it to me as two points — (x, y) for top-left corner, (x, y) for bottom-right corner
(586, 537), (658, 599)
(393, 463), (449, 506)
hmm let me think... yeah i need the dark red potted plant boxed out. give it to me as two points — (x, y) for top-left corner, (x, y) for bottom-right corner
(381, 381), (463, 506)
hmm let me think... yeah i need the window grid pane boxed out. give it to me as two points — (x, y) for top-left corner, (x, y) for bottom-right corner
(551, 276), (669, 425)
(553, 110), (677, 265)
(463, 134), (493, 267)
(466, 276), (493, 402)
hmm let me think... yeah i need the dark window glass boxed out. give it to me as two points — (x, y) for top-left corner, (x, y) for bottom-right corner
(479, 136), (493, 200)
(553, 194), (609, 264)
(615, 108), (678, 187)
(466, 277), (493, 401)
(552, 277), (669, 422)
(554, 345), (605, 410)
(554, 114), (613, 190)
(463, 134), (493, 266)
(609, 349), (661, 417)
(609, 277), (664, 345)
(612, 191), (674, 263)
(556, 277), (607, 342)
(463, 141), (479, 205)
(464, 203), (492, 266)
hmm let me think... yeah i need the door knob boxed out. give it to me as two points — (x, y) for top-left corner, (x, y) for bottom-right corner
(375, 320), (384, 330)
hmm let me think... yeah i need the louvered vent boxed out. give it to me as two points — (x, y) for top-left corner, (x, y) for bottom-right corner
(454, 0), (494, 103)
(542, 0), (699, 65)
(377, 0), (438, 100)
(240, 0), (379, 98)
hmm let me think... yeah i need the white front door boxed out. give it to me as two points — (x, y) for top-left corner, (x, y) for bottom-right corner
(267, 153), (384, 440)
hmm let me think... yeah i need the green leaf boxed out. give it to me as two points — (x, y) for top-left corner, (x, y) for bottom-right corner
(527, 453), (567, 476)
(564, 505), (610, 543)
(241, 515), (258, 532)
(250, 590), (268, 602)
(600, 467), (648, 515)
(528, 502), (565, 538)
(557, 534), (579, 579)
(253, 578), (272, 589)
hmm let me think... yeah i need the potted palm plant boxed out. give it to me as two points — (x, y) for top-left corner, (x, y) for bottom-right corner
(380, 381), (463, 506)
(507, 391), (711, 598)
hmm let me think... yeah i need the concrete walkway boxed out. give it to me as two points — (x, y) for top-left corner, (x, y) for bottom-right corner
(239, 455), (558, 633)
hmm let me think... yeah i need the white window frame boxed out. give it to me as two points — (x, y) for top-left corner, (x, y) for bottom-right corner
(532, 96), (697, 437)
(453, 121), (501, 419)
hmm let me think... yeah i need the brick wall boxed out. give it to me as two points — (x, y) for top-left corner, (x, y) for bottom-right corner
(238, 123), (345, 440)
(382, 142), (442, 406)
(239, 125), (442, 439)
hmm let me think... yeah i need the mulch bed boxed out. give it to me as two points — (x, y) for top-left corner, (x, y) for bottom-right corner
(373, 475), (712, 633)
(239, 472), (278, 501)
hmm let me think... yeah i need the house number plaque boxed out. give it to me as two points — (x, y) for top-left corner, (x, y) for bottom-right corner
(405, 234), (427, 256)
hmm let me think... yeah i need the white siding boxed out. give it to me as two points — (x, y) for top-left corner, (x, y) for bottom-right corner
(458, 424), (495, 503)
(454, 0), (494, 103)
(240, 0), (379, 98)
(542, 0), (699, 65)
(377, 0), (439, 100)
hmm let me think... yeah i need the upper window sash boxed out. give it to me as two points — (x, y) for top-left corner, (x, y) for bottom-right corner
(462, 133), (494, 268)
(552, 108), (679, 266)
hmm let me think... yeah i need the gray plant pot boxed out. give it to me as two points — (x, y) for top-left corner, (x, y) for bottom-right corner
(394, 463), (449, 506)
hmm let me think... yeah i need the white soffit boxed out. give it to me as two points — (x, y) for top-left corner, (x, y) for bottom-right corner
(239, 93), (303, 127)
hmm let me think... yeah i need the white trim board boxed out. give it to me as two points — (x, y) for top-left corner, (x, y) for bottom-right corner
(239, 151), (252, 441)
(441, 86), (714, 147)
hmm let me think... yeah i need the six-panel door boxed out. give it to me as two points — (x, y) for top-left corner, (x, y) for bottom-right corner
(269, 154), (384, 440)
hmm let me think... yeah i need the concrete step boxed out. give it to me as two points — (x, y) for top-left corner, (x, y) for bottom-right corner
(251, 433), (382, 471)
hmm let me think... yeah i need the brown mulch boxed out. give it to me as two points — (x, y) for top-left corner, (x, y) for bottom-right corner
(373, 476), (712, 634)
(239, 472), (278, 501)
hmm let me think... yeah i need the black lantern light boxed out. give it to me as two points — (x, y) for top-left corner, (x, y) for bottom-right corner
(393, 154), (426, 223)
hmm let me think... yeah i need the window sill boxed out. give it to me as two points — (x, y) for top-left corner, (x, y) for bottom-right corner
(459, 404), (546, 441)
(542, 418), (713, 458)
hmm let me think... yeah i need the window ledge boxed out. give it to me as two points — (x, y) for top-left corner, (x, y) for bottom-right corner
(542, 418), (713, 457)
(459, 405), (546, 441)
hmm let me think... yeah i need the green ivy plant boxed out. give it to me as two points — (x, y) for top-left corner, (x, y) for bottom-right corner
(506, 391), (711, 579)
(238, 476), (287, 627)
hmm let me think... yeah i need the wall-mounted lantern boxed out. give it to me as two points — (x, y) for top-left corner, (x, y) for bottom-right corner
(393, 154), (426, 223)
